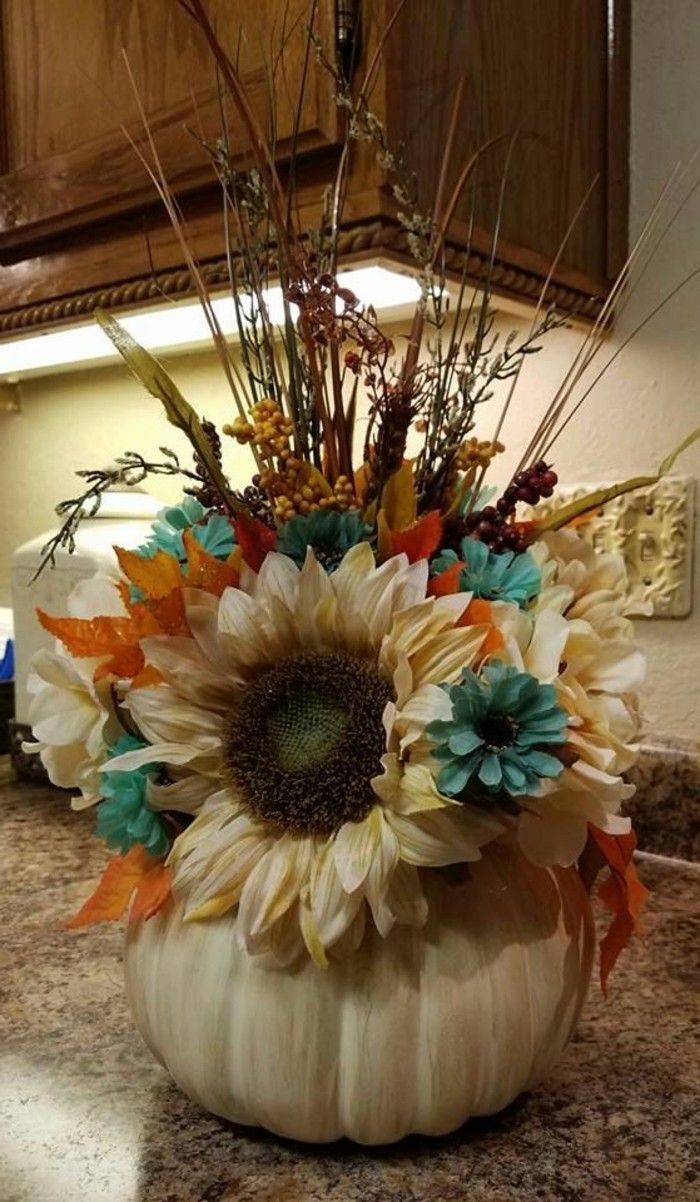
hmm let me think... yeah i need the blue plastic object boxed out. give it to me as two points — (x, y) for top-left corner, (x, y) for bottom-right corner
(0, 638), (14, 683)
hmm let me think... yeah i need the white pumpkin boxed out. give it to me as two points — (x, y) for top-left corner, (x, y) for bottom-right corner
(124, 843), (595, 1145)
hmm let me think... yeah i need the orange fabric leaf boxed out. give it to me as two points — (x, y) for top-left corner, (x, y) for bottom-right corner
(427, 560), (465, 597)
(234, 515), (277, 572)
(183, 529), (240, 596)
(130, 864), (173, 923)
(38, 611), (140, 659)
(457, 598), (505, 655)
(143, 588), (189, 636)
(390, 511), (443, 563)
(115, 546), (185, 599)
(587, 826), (649, 993)
(66, 845), (159, 928)
(130, 664), (165, 690)
(93, 645), (145, 682)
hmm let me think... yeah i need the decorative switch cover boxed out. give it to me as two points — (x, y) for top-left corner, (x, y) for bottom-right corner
(541, 476), (695, 618)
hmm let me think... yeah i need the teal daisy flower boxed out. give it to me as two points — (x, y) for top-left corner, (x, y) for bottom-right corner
(96, 735), (170, 858)
(431, 537), (541, 608)
(138, 498), (235, 564)
(277, 510), (373, 573)
(427, 662), (568, 800)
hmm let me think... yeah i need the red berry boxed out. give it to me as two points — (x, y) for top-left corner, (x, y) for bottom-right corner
(541, 470), (558, 488)
(516, 486), (539, 504)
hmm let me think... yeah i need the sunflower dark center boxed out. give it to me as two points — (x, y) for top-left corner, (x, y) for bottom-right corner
(479, 713), (518, 750)
(224, 651), (394, 835)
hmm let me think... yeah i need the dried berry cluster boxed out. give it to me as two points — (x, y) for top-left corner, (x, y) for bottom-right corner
(461, 461), (558, 554)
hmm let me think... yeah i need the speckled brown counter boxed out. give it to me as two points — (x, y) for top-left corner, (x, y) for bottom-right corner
(626, 738), (700, 862)
(1, 769), (698, 1202)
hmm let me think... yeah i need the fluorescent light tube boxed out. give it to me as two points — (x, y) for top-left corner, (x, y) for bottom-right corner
(0, 265), (422, 380)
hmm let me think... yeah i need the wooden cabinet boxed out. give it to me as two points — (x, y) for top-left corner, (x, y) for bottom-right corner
(0, 0), (629, 333)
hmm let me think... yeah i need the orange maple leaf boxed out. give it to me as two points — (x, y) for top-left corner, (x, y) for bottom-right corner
(93, 645), (145, 682)
(183, 529), (240, 596)
(587, 826), (649, 993)
(133, 589), (189, 637)
(115, 546), (185, 599)
(38, 611), (140, 659)
(390, 511), (443, 563)
(66, 845), (162, 928)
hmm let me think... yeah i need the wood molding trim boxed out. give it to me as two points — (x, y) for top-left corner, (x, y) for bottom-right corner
(0, 217), (604, 335)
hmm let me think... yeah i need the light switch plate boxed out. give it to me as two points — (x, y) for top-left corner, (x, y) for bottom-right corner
(540, 476), (695, 618)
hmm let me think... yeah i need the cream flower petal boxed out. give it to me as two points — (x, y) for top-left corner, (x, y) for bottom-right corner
(139, 635), (236, 707)
(37, 742), (89, 791)
(309, 841), (364, 947)
(372, 755), (453, 815)
(146, 771), (219, 815)
(124, 686), (226, 752)
(407, 624), (489, 691)
(379, 595), (469, 684)
(182, 588), (241, 676)
(236, 837), (312, 947)
(68, 573), (126, 618)
(25, 648), (116, 803)
(391, 682), (453, 752)
(517, 806), (590, 867)
(182, 818), (275, 919)
(217, 587), (284, 670)
(362, 811), (400, 937)
(389, 806), (502, 866)
(333, 806), (388, 893)
(106, 741), (216, 773)
(523, 609), (570, 683)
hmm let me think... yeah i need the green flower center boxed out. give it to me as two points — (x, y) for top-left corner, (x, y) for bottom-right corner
(479, 713), (518, 749)
(224, 652), (393, 835)
(266, 688), (349, 772)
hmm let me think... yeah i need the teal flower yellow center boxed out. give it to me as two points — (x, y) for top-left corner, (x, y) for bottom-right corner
(224, 652), (393, 835)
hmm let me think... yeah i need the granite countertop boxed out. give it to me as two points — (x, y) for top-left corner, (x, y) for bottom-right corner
(1, 765), (698, 1202)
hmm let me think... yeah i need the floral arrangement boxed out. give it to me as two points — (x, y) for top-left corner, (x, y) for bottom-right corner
(26, 0), (700, 994)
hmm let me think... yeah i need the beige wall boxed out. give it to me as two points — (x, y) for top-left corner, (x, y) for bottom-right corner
(1, 0), (699, 741)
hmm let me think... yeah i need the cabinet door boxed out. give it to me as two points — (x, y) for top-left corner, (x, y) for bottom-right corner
(384, 0), (629, 296)
(0, 0), (339, 260)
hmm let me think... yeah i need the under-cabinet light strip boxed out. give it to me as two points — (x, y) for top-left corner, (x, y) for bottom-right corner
(0, 266), (422, 381)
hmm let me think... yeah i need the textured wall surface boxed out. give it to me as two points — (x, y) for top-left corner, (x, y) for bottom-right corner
(1, 0), (699, 740)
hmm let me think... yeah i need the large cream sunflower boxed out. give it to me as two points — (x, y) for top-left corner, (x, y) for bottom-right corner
(108, 543), (503, 963)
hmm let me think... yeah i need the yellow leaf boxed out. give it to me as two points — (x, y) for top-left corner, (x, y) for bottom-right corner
(380, 460), (417, 532)
(115, 546), (184, 599)
(657, 425), (700, 475)
(376, 510), (393, 559)
(182, 529), (239, 596)
(539, 426), (700, 534)
(537, 475), (657, 533)
(94, 310), (244, 514)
